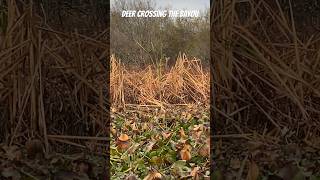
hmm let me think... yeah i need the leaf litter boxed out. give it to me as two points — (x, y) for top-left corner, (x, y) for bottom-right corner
(0, 142), (106, 179)
(111, 104), (210, 179)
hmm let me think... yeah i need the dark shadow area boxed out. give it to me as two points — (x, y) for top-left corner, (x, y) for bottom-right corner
(0, 0), (109, 179)
(211, 0), (320, 178)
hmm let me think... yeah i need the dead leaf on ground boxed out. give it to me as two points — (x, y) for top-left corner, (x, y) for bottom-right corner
(143, 171), (162, 180)
(190, 166), (200, 179)
(180, 149), (191, 161)
(161, 131), (172, 139)
(116, 134), (131, 150)
(145, 141), (156, 152)
(182, 144), (192, 152)
(131, 122), (138, 131)
(191, 125), (204, 140)
(180, 144), (192, 161)
(118, 134), (130, 142)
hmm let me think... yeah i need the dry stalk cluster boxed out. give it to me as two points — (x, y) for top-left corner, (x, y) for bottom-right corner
(110, 54), (209, 108)
(0, 1), (108, 151)
(212, 0), (320, 139)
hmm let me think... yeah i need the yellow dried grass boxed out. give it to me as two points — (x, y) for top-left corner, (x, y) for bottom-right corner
(110, 54), (209, 107)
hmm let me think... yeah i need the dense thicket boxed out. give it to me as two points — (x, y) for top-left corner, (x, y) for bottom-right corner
(0, 0), (109, 152)
(110, 0), (210, 67)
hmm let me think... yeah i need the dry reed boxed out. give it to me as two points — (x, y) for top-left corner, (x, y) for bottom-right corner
(110, 54), (210, 108)
(0, 1), (108, 152)
(212, 0), (320, 139)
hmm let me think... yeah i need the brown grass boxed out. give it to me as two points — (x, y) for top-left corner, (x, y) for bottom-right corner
(110, 54), (210, 108)
(0, 1), (108, 152)
(212, 0), (320, 139)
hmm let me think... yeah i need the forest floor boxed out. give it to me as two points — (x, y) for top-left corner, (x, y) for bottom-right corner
(110, 104), (210, 179)
(0, 144), (106, 179)
(213, 136), (320, 179)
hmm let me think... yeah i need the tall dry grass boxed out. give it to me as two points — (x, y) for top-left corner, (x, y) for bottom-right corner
(212, 0), (320, 139)
(0, 1), (108, 153)
(110, 54), (209, 108)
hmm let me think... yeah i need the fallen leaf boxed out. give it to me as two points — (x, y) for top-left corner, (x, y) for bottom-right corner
(190, 166), (200, 179)
(182, 144), (192, 151)
(180, 149), (191, 161)
(143, 171), (162, 180)
(118, 134), (130, 142)
(145, 141), (156, 152)
(131, 122), (138, 131)
(116, 134), (131, 150)
(161, 131), (172, 139)
(175, 140), (187, 151)
(194, 131), (203, 139)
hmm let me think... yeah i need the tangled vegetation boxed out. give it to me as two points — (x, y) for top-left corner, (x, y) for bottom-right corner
(212, 0), (320, 178)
